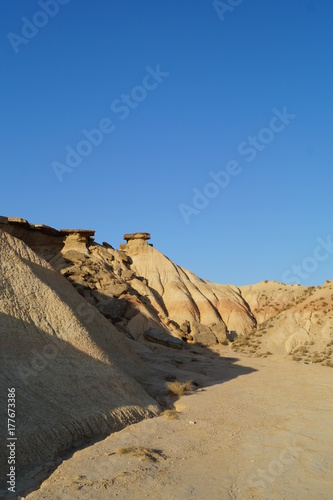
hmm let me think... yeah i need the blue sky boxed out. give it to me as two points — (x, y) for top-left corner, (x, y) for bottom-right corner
(1, 0), (332, 286)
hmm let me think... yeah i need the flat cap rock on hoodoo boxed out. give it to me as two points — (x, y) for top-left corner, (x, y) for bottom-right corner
(124, 232), (151, 241)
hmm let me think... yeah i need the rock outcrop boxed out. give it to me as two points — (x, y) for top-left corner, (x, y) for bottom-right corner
(1, 216), (332, 496)
(0, 229), (158, 488)
(238, 281), (333, 363)
(124, 232), (151, 242)
(0, 220), (256, 348)
(1, 216), (331, 371)
(121, 232), (256, 343)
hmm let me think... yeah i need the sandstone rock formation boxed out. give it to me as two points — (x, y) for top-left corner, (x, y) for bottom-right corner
(0, 229), (158, 488)
(124, 232), (151, 242)
(1, 215), (332, 498)
(0, 216), (332, 383)
(144, 327), (186, 349)
(0, 220), (256, 349)
(121, 232), (256, 344)
(238, 281), (333, 364)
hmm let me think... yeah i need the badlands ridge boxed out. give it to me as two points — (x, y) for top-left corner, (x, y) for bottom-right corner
(0, 216), (332, 496)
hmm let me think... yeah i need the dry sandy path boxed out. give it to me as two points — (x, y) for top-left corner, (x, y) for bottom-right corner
(25, 350), (333, 499)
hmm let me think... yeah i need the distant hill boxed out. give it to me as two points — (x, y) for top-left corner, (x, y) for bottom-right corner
(239, 280), (333, 364)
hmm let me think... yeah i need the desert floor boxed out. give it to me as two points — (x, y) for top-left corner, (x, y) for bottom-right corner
(23, 346), (333, 500)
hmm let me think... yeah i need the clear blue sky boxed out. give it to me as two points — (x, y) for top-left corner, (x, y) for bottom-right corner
(1, 0), (332, 286)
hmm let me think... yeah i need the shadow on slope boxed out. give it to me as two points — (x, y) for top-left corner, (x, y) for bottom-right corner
(0, 312), (157, 498)
(1, 257), (256, 497)
(23, 257), (257, 398)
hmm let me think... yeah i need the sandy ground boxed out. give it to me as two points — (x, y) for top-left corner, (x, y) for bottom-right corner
(23, 347), (333, 500)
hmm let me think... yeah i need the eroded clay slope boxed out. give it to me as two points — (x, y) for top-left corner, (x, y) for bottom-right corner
(122, 235), (256, 345)
(0, 218), (256, 348)
(238, 281), (333, 365)
(0, 230), (158, 488)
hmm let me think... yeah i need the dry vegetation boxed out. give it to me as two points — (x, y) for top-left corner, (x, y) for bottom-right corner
(232, 329), (333, 367)
(165, 380), (194, 396)
(160, 409), (180, 420)
(290, 341), (333, 367)
(231, 329), (272, 358)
